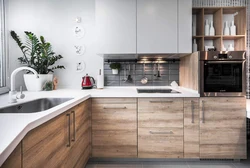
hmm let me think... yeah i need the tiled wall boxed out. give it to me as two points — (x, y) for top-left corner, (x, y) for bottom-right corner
(104, 62), (179, 86)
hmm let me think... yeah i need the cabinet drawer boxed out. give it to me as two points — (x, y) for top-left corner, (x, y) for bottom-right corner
(138, 98), (183, 128)
(138, 98), (183, 112)
(92, 98), (137, 104)
(138, 127), (183, 158)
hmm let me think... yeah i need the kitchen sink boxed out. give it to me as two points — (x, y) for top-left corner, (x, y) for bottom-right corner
(137, 88), (180, 93)
(0, 98), (73, 113)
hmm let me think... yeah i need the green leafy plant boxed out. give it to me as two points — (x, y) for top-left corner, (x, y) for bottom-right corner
(10, 31), (65, 74)
(109, 62), (121, 70)
(43, 81), (53, 91)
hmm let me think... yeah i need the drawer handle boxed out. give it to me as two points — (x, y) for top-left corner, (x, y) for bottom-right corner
(202, 100), (205, 123)
(71, 111), (76, 142)
(149, 131), (173, 134)
(66, 113), (71, 147)
(149, 101), (173, 103)
(191, 100), (194, 123)
(103, 107), (127, 109)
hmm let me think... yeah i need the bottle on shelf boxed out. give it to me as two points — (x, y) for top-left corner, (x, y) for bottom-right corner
(228, 44), (234, 51)
(209, 20), (215, 36)
(205, 19), (209, 36)
(230, 20), (236, 35)
(224, 21), (230, 35)
(192, 22), (196, 36)
(192, 39), (198, 52)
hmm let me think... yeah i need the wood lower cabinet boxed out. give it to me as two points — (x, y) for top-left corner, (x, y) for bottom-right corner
(199, 97), (246, 159)
(92, 98), (137, 158)
(184, 98), (200, 158)
(138, 98), (184, 158)
(1, 143), (21, 168)
(21, 99), (91, 168)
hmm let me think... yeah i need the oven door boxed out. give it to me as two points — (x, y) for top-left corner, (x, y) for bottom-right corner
(200, 60), (246, 97)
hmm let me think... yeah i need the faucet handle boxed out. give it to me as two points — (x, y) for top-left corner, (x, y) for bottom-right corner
(16, 86), (25, 99)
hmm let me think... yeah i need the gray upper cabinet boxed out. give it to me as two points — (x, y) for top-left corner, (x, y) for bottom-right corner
(96, 0), (136, 54)
(96, 0), (192, 54)
(137, 0), (178, 53)
(178, 0), (192, 53)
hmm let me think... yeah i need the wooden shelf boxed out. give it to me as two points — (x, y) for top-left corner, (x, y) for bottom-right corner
(192, 6), (246, 51)
(204, 36), (221, 40)
(223, 35), (245, 40)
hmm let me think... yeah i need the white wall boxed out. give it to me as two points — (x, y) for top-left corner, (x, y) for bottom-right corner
(6, 0), (103, 90)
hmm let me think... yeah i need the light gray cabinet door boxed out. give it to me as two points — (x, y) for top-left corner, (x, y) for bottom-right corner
(96, 0), (136, 54)
(137, 0), (178, 53)
(178, 0), (192, 53)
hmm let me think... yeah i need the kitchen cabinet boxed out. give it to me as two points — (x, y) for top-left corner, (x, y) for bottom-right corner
(96, 0), (136, 54)
(184, 98), (199, 158)
(1, 143), (21, 168)
(199, 97), (246, 159)
(138, 98), (184, 158)
(137, 0), (178, 53)
(92, 98), (137, 158)
(178, 0), (192, 53)
(22, 99), (91, 168)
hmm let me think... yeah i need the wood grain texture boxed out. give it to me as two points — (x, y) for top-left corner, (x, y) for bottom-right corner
(138, 127), (183, 158)
(199, 97), (246, 159)
(184, 98), (200, 158)
(92, 98), (137, 158)
(23, 112), (69, 168)
(213, 8), (222, 35)
(1, 143), (21, 168)
(179, 52), (199, 91)
(138, 98), (183, 128)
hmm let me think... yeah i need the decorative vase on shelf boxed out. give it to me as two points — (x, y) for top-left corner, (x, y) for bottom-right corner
(224, 21), (230, 35)
(230, 21), (236, 35)
(205, 19), (209, 36)
(209, 20), (215, 36)
(112, 69), (118, 75)
(192, 39), (198, 52)
(192, 22), (196, 36)
(228, 44), (234, 51)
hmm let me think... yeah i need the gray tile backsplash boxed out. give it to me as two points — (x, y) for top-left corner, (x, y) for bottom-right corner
(104, 62), (179, 86)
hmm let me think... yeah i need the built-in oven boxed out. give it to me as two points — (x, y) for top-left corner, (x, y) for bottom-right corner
(200, 51), (246, 97)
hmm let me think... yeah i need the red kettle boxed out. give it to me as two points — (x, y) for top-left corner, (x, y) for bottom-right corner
(82, 74), (95, 89)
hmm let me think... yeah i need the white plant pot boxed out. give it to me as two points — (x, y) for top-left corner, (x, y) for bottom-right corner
(112, 69), (119, 74)
(24, 74), (53, 91)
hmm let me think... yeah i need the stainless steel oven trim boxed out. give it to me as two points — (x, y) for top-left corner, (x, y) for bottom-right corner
(200, 60), (246, 97)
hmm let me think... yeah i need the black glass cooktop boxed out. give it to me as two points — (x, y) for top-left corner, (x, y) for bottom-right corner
(137, 89), (180, 93)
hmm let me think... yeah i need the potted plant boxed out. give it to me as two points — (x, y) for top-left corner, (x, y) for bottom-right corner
(109, 62), (121, 74)
(10, 31), (65, 91)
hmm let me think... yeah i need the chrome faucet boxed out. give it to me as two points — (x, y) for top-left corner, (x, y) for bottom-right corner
(9, 67), (39, 103)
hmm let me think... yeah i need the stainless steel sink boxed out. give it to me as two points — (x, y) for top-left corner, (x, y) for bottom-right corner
(0, 98), (73, 113)
(137, 88), (180, 93)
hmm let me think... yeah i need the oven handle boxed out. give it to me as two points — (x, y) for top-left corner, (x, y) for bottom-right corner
(206, 61), (245, 64)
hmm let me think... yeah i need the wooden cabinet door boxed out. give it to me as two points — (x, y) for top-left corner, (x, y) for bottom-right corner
(63, 99), (91, 168)
(184, 98), (199, 158)
(199, 97), (246, 159)
(92, 98), (137, 158)
(138, 98), (184, 158)
(137, 0), (178, 53)
(1, 143), (21, 168)
(23, 112), (70, 168)
(96, 0), (136, 54)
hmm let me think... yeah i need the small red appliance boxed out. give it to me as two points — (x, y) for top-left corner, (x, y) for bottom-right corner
(82, 74), (95, 89)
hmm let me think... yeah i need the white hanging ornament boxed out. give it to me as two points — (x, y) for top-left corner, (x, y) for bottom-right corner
(74, 45), (86, 56)
(73, 25), (85, 39)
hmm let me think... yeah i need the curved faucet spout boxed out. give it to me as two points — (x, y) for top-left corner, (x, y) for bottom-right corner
(10, 67), (39, 91)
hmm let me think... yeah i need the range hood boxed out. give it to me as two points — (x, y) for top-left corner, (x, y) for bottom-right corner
(102, 53), (191, 62)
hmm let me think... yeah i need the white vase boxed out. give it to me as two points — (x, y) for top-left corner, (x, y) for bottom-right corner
(24, 74), (53, 91)
(112, 69), (118, 75)
(192, 22), (196, 36)
(224, 21), (230, 35)
(209, 21), (215, 36)
(205, 19), (209, 36)
(230, 21), (236, 35)
(192, 39), (198, 52)
(228, 44), (234, 51)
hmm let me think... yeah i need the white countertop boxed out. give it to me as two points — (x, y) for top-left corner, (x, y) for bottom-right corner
(0, 86), (199, 166)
